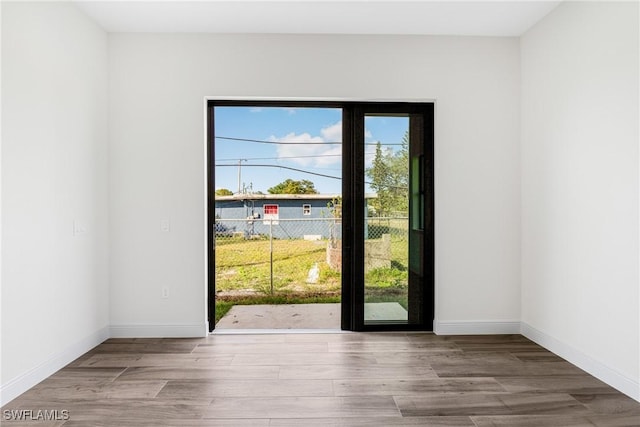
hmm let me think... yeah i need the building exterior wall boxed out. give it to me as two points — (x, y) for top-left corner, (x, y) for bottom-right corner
(215, 197), (337, 239)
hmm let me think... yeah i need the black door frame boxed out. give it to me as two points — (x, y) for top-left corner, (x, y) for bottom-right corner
(207, 100), (434, 332)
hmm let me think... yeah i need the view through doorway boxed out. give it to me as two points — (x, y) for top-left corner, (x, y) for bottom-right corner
(213, 106), (344, 329)
(208, 101), (434, 332)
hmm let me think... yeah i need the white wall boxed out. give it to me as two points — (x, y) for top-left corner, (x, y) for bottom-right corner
(108, 33), (521, 336)
(1, 2), (109, 405)
(521, 1), (639, 400)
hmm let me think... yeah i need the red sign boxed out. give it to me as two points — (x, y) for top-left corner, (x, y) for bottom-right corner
(263, 204), (279, 224)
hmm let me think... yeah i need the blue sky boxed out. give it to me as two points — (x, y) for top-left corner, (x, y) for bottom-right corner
(214, 107), (408, 194)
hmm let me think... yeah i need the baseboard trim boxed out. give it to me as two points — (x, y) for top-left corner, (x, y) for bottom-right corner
(521, 322), (640, 402)
(434, 320), (521, 335)
(110, 323), (208, 338)
(0, 326), (109, 406)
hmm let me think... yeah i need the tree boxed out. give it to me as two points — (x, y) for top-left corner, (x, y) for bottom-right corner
(215, 188), (234, 196)
(267, 179), (319, 194)
(365, 132), (409, 217)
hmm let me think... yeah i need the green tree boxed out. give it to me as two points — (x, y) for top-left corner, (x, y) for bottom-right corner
(267, 179), (319, 194)
(215, 188), (234, 196)
(365, 132), (409, 217)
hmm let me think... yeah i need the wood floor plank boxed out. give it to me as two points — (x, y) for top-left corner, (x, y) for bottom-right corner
(333, 377), (506, 396)
(588, 414), (640, 427)
(157, 379), (334, 398)
(78, 354), (144, 367)
(373, 351), (518, 365)
(269, 416), (475, 426)
(93, 342), (197, 354)
(62, 420), (270, 427)
(495, 376), (614, 394)
(205, 335), (288, 344)
(470, 415), (597, 426)
(23, 379), (167, 400)
(5, 399), (209, 421)
(193, 342), (328, 354)
(231, 352), (377, 366)
(395, 393), (514, 417)
(283, 333), (412, 343)
(204, 396), (401, 419)
(115, 366), (280, 380)
(0, 421), (66, 427)
(395, 392), (590, 417)
(328, 341), (461, 353)
(80, 353), (234, 368)
(431, 360), (587, 377)
(511, 351), (566, 362)
(280, 364), (436, 380)
(499, 392), (591, 415)
(48, 367), (126, 381)
(571, 393), (640, 415)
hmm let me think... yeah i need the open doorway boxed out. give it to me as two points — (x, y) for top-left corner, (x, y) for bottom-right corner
(211, 105), (343, 330)
(207, 101), (434, 332)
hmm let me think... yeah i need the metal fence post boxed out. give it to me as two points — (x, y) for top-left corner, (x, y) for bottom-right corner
(269, 219), (274, 295)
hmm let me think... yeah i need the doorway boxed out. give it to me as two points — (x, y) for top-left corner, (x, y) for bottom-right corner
(207, 101), (434, 332)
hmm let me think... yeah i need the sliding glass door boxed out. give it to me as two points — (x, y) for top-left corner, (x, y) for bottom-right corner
(346, 104), (433, 331)
(208, 101), (433, 332)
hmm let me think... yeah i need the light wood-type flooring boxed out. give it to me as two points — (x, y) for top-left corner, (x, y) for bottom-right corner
(3, 333), (639, 426)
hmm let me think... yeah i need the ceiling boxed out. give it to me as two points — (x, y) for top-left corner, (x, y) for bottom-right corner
(74, 1), (561, 36)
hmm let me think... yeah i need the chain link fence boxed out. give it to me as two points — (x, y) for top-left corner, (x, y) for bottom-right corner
(214, 218), (341, 296)
(214, 217), (408, 296)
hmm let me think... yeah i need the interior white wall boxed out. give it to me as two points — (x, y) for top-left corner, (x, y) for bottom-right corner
(1, 2), (109, 404)
(521, 1), (639, 400)
(108, 33), (521, 335)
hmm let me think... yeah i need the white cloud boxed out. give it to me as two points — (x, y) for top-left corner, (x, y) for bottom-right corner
(249, 107), (263, 113)
(320, 122), (342, 142)
(281, 107), (297, 115)
(269, 121), (380, 169)
(270, 121), (344, 167)
(364, 145), (377, 168)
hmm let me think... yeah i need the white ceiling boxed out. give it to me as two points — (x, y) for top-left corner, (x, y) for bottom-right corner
(74, 1), (561, 36)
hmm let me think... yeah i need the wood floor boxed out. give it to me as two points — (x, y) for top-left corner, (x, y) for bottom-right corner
(3, 333), (639, 426)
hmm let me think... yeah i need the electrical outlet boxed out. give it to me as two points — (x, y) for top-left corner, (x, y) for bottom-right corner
(160, 218), (170, 232)
(162, 287), (169, 299)
(73, 220), (86, 236)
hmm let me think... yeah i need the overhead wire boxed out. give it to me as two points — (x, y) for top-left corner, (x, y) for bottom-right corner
(214, 163), (408, 190)
(216, 135), (403, 146)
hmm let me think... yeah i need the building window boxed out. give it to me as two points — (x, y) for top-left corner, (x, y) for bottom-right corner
(302, 204), (311, 216)
(264, 204), (279, 216)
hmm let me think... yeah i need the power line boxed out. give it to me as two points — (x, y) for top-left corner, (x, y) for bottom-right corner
(217, 136), (335, 145)
(215, 163), (340, 180)
(216, 135), (403, 146)
(215, 163), (408, 190)
(216, 154), (342, 162)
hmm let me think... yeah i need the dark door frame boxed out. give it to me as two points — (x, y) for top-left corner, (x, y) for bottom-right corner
(207, 100), (434, 332)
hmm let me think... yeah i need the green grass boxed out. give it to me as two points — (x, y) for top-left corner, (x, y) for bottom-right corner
(215, 238), (341, 294)
(214, 235), (410, 323)
(365, 267), (407, 288)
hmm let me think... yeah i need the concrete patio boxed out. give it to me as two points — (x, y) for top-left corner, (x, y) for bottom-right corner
(215, 302), (408, 330)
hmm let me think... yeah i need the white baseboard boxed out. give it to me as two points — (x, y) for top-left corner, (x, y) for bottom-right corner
(0, 326), (110, 407)
(434, 320), (521, 335)
(110, 323), (208, 338)
(521, 322), (640, 402)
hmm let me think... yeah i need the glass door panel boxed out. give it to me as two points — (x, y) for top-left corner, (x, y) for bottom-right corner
(363, 115), (410, 325)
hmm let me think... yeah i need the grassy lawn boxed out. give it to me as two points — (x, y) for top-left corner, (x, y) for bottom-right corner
(214, 234), (409, 324)
(215, 238), (341, 294)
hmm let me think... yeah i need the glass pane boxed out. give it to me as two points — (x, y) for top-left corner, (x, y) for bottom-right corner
(214, 106), (342, 329)
(364, 115), (409, 324)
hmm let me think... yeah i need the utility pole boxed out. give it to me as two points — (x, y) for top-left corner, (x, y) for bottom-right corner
(237, 159), (247, 194)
